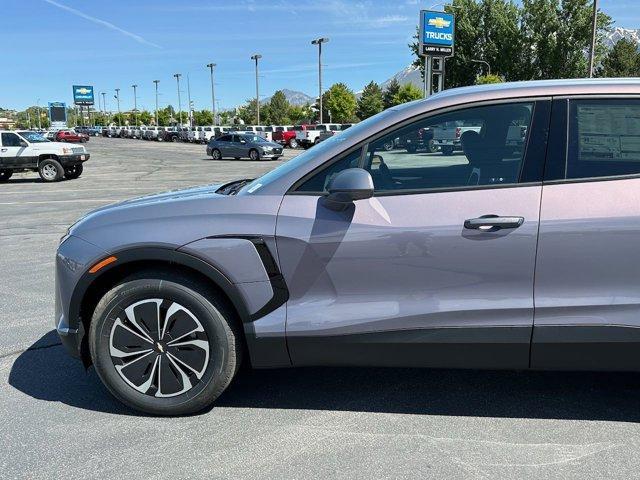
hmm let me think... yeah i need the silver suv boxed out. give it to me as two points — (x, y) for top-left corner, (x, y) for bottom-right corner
(56, 78), (640, 415)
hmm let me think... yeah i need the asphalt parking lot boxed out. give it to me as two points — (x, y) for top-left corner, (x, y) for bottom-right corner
(2, 138), (640, 479)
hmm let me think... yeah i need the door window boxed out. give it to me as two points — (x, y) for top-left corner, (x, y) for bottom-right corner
(567, 99), (640, 180)
(365, 103), (532, 192)
(296, 148), (363, 192)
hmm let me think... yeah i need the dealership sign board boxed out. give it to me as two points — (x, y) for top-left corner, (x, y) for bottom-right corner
(72, 85), (94, 105)
(419, 10), (455, 56)
(48, 102), (67, 128)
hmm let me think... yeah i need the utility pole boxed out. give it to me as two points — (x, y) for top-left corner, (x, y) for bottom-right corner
(207, 63), (217, 125)
(311, 37), (329, 124)
(588, 0), (599, 78)
(173, 73), (182, 126)
(153, 80), (160, 126)
(101, 92), (107, 123)
(115, 88), (121, 126)
(131, 84), (138, 126)
(251, 54), (262, 125)
(187, 75), (193, 127)
(36, 98), (42, 130)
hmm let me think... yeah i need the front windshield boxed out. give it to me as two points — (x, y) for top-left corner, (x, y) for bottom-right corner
(248, 135), (267, 143)
(18, 131), (48, 143)
(240, 109), (395, 194)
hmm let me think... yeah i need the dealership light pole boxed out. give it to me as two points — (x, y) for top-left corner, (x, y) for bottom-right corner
(588, 0), (598, 77)
(131, 84), (138, 126)
(174, 73), (182, 126)
(311, 37), (329, 124)
(115, 88), (121, 126)
(153, 80), (160, 126)
(101, 92), (107, 122)
(207, 63), (217, 125)
(36, 98), (42, 130)
(251, 54), (262, 125)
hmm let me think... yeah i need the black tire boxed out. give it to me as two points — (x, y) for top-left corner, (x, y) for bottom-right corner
(64, 163), (83, 179)
(0, 170), (13, 182)
(383, 141), (395, 151)
(89, 272), (243, 416)
(172, 136), (179, 142)
(211, 149), (222, 160)
(248, 149), (260, 161)
(406, 145), (417, 154)
(38, 158), (64, 182)
(428, 139), (439, 153)
(288, 138), (298, 149)
(442, 145), (454, 156)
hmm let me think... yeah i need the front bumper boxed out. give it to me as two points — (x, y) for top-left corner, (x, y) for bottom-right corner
(55, 234), (108, 359)
(59, 153), (90, 167)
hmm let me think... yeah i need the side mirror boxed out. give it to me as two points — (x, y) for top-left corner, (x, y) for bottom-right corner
(19, 141), (28, 148)
(324, 168), (374, 211)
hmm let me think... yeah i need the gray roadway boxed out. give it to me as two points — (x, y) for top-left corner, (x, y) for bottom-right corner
(1, 138), (640, 479)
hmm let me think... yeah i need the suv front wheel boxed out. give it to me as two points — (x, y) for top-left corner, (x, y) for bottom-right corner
(39, 158), (64, 182)
(89, 272), (242, 415)
(0, 170), (13, 182)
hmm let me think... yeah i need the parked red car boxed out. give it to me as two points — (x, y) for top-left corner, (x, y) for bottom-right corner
(272, 126), (299, 148)
(56, 129), (89, 143)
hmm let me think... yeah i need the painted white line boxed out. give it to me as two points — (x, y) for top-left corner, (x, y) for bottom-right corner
(0, 187), (161, 195)
(0, 199), (119, 205)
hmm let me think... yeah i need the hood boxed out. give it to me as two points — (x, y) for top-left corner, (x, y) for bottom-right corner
(67, 182), (283, 253)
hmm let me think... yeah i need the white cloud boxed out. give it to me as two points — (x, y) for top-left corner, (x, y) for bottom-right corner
(43, 0), (162, 49)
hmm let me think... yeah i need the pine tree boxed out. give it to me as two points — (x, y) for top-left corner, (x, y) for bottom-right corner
(356, 81), (384, 120)
(382, 79), (401, 109)
(599, 38), (640, 77)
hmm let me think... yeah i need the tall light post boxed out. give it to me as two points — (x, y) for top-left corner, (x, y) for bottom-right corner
(311, 37), (329, 124)
(588, 0), (599, 78)
(471, 59), (491, 76)
(36, 98), (42, 130)
(131, 84), (138, 126)
(115, 88), (121, 126)
(250, 54), (262, 125)
(207, 63), (217, 125)
(173, 73), (182, 126)
(101, 92), (107, 123)
(153, 80), (160, 126)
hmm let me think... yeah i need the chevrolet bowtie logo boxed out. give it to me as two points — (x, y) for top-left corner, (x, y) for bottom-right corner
(428, 17), (451, 29)
(76, 87), (91, 94)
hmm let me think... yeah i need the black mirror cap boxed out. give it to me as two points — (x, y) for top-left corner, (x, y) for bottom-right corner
(325, 168), (374, 210)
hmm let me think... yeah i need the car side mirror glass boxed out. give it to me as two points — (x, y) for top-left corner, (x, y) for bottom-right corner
(19, 141), (28, 147)
(324, 168), (374, 211)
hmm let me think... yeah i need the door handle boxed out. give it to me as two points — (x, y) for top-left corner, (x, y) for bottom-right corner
(0, 148), (7, 152)
(464, 215), (524, 231)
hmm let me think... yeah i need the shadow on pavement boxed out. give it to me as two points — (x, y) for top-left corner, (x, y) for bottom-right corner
(10, 330), (640, 421)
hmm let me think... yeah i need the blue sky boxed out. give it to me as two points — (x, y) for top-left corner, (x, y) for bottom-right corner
(2, 0), (638, 111)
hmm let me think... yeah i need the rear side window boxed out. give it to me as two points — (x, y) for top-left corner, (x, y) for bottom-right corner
(567, 99), (640, 180)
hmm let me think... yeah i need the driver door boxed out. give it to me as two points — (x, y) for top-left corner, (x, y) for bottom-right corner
(276, 100), (550, 369)
(0, 132), (29, 168)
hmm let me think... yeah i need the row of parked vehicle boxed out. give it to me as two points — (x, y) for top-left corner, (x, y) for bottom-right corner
(97, 123), (354, 149)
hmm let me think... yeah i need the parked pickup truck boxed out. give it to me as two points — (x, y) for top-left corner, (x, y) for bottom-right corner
(295, 123), (341, 149)
(271, 126), (296, 148)
(432, 121), (482, 155)
(0, 130), (89, 182)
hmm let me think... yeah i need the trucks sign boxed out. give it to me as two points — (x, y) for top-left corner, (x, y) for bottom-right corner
(72, 85), (94, 105)
(419, 10), (455, 56)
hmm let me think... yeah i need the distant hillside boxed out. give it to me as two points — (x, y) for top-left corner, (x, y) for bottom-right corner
(262, 88), (314, 106)
(380, 64), (423, 91)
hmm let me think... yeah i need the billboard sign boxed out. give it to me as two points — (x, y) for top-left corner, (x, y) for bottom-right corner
(72, 85), (94, 105)
(419, 10), (455, 56)
(48, 102), (67, 128)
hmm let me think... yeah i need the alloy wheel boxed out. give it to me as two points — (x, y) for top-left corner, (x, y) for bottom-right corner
(109, 298), (210, 398)
(41, 164), (58, 180)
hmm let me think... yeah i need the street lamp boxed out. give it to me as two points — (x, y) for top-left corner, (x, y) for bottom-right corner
(153, 80), (160, 126)
(131, 84), (138, 126)
(250, 54), (262, 125)
(115, 88), (121, 126)
(471, 59), (491, 76)
(588, 0), (599, 77)
(101, 92), (107, 122)
(174, 73), (182, 126)
(206, 63), (217, 125)
(311, 37), (329, 124)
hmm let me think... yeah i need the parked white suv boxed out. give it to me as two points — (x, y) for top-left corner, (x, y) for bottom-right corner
(0, 130), (90, 182)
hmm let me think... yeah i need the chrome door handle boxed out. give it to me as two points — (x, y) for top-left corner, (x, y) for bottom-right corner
(464, 215), (524, 231)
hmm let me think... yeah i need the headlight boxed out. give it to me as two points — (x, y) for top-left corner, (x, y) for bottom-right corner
(62, 147), (71, 154)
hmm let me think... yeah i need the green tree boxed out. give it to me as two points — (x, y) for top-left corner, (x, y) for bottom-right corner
(476, 73), (505, 84)
(598, 38), (640, 77)
(382, 78), (401, 109)
(356, 81), (384, 120)
(137, 110), (153, 125)
(238, 99), (259, 125)
(268, 90), (291, 125)
(288, 104), (312, 124)
(394, 84), (423, 104)
(409, 0), (613, 88)
(322, 83), (357, 123)
(193, 109), (214, 126)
